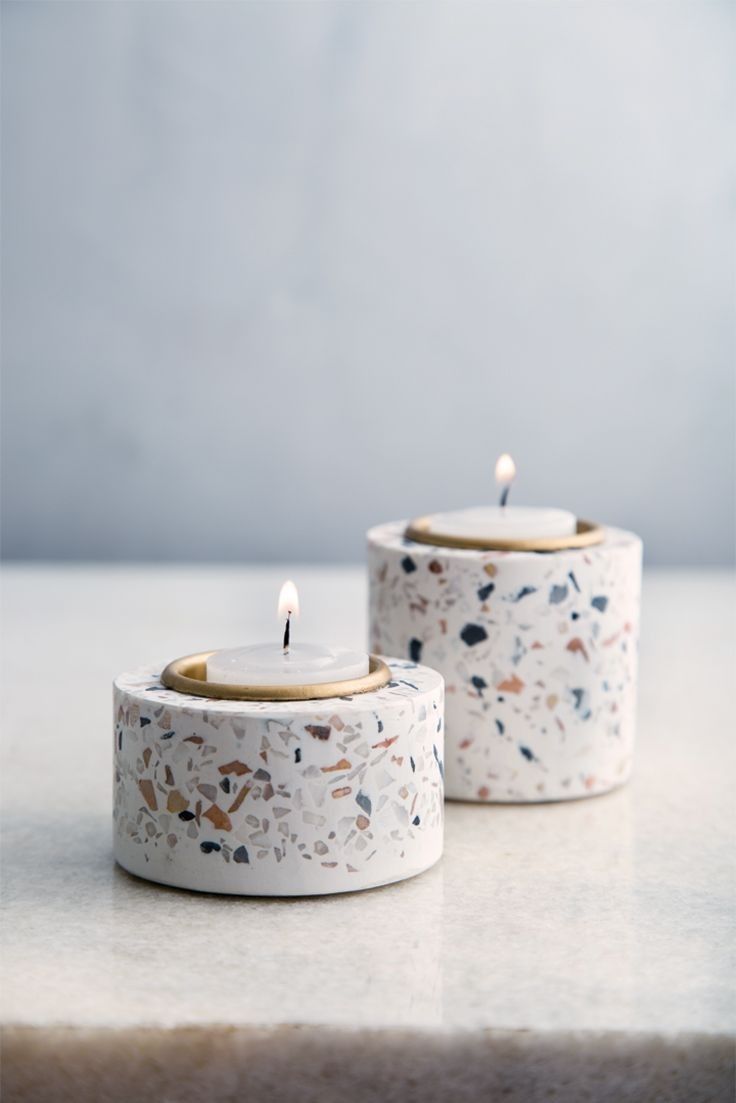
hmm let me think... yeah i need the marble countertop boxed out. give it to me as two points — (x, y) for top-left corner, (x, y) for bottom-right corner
(1, 566), (734, 1101)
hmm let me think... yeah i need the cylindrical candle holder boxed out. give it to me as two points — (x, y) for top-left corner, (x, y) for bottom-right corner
(368, 523), (641, 803)
(113, 657), (444, 895)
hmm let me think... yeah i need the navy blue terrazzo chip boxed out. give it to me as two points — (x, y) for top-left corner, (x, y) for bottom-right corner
(356, 791), (372, 816)
(519, 746), (535, 762)
(460, 623), (488, 647)
(200, 841), (221, 854)
(409, 638), (423, 663)
(549, 584), (568, 604)
(591, 595), (609, 612)
(433, 744), (444, 779)
(295, 748), (302, 763)
(355, 794), (370, 820)
(139, 717), (151, 727)
(410, 756), (416, 773)
(401, 555), (417, 574)
(471, 675), (487, 694)
(477, 582), (495, 601)
(568, 571), (581, 592)
(495, 719), (505, 735)
(220, 777), (230, 794)
(233, 846), (249, 864)
(412, 815), (421, 826)
(160, 731), (175, 740)
(509, 585), (537, 603)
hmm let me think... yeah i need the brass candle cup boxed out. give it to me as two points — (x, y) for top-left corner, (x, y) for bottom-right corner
(161, 652), (392, 702)
(403, 517), (604, 553)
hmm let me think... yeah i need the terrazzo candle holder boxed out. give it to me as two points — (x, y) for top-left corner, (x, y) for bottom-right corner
(368, 522), (642, 804)
(113, 655), (444, 896)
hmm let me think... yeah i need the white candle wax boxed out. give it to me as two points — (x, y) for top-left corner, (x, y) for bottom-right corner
(206, 642), (370, 687)
(428, 505), (577, 542)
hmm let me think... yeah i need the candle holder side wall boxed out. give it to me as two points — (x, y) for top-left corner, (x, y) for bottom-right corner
(367, 524), (642, 804)
(114, 660), (444, 896)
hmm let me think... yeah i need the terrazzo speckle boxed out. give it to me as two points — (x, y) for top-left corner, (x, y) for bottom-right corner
(368, 524), (642, 803)
(114, 660), (444, 895)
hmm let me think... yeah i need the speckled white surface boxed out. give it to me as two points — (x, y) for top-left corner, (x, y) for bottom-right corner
(1, 566), (734, 1100)
(113, 661), (444, 896)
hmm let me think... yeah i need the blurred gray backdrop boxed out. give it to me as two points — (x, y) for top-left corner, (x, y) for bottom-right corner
(2, 1), (734, 565)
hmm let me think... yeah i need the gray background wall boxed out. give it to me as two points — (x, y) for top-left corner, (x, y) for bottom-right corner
(2, 0), (733, 566)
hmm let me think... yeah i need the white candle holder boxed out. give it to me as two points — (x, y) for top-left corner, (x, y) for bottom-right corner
(368, 522), (642, 803)
(113, 657), (444, 895)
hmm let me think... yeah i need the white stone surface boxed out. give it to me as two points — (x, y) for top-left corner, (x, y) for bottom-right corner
(1, 566), (734, 1100)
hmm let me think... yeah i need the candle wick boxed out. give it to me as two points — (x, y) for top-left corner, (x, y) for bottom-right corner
(283, 611), (291, 654)
(499, 485), (510, 509)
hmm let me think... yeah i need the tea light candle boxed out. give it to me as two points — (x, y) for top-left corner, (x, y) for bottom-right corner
(427, 454), (576, 542)
(206, 580), (370, 687)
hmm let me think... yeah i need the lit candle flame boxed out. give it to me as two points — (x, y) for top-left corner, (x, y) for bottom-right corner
(278, 580), (300, 620)
(495, 453), (516, 508)
(495, 453), (516, 486)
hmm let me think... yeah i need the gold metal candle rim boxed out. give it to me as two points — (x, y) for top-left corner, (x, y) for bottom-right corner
(161, 652), (392, 702)
(404, 517), (604, 553)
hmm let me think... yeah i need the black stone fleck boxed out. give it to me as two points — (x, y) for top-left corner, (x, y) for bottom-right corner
(410, 756), (416, 772)
(471, 675), (487, 695)
(220, 777), (231, 794)
(409, 638), (423, 663)
(160, 731), (175, 740)
(519, 746), (535, 762)
(460, 623), (488, 647)
(433, 743), (444, 779)
(568, 570), (581, 592)
(140, 717), (151, 727)
(477, 582), (495, 602)
(200, 841), (221, 854)
(412, 815), (421, 826)
(401, 555), (417, 574)
(233, 845), (250, 864)
(179, 811), (196, 821)
(495, 719), (505, 735)
(295, 747), (302, 763)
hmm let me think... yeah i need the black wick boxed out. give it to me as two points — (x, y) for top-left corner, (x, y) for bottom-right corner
(499, 484), (510, 508)
(283, 610), (292, 654)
